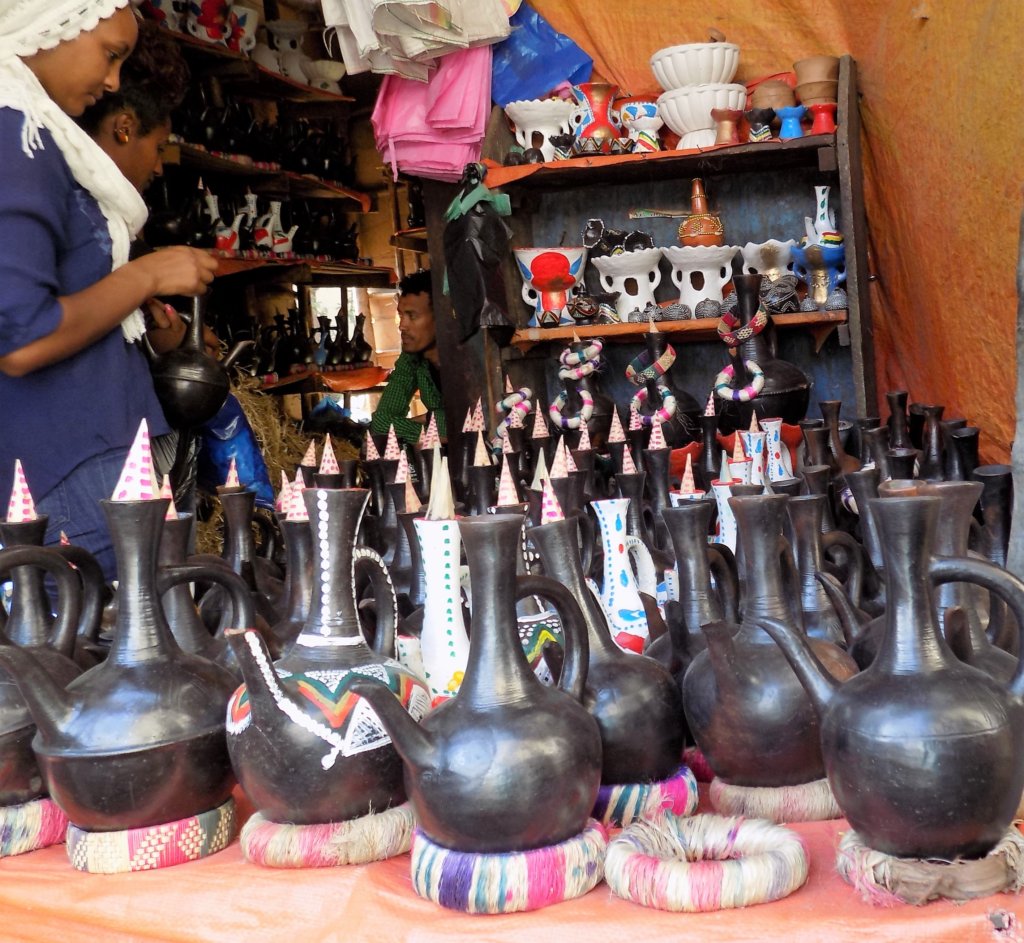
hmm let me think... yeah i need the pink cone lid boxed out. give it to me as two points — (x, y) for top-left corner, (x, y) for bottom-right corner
(576, 422), (592, 451)
(462, 405), (474, 433)
(705, 390), (716, 416)
(422, 413), (440, 450)
(395, 449), (410, 484)
(531, 400), (549, 439)
(111, 419), (157, 502)
(628, 403), (643, 431)
(225, 457), (241, 489)
(500, 425), (514, 454)
(565, 446), (578, 474)
(59, 531), (71, 546)
(276, 471), (291, 513)
(159, 476), (178, 519)
(383, 425), (402, 461)
(365, 434), (381, 462)
(733, 435), (747, 463)
(504, 375), (513, 394)
(496, 455), (520, 507)
(319, 435), (340, 475)
(300, 440), (317, 468)
(471, 398), (484, 433)
(426, 446), (455, 521)
(648, 420), (667, 451)
(550, 437), (569, 479)
(621, 445), (637, 475)
(540, 477), (565, 523)
(417, 424), (427, 450)
(473, 431), (491, 467)
(681, 454), (697, 493)
(404, 475), (421, 514)
(287, 469), (308, 522)
(749, 412), (761, 433)
(608, 409), (626, 444)
(6, 459), (36, 522)
(508, 405), (525, 430)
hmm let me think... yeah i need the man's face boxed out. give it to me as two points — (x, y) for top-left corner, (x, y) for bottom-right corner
(397, 291), (436, 355)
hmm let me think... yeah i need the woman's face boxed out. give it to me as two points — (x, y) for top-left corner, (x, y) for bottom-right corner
(23, 7), (139, 116)
(118, 117), (172, 193)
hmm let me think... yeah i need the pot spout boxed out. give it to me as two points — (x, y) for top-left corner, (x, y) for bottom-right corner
(347, 677), (435, 775)
(757, 617), (838, 719)
(0, 646), (73, 747)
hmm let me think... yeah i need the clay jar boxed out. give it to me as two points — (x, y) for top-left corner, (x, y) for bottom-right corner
(0, 499), (245, 830)
(348, 514), (602, 853)
(682, 494), (857, 786)
(762, 494), (1024, 860)
(226, 488), (430, 825)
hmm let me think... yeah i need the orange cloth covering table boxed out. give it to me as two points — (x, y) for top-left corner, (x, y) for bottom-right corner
(0, 787), (1020, 941)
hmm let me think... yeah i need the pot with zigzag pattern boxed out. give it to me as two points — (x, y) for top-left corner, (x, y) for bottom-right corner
(225, 488), (430, 825)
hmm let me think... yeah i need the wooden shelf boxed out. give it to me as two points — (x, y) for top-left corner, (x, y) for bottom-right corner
(167, 30), (355, 105)
(483, 134), (838, 192)
(213, 254), (395, 285)
(164, 143), (371, 211)
(259, 365), (390, 394)
(510, 310), (848, 350)
(389, 227), (429, 251)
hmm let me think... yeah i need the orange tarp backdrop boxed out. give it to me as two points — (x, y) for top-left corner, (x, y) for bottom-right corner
(529, 0), (1023, 462)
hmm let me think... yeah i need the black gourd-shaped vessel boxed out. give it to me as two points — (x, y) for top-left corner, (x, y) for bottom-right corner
(761, 494), (1024, 859)
(0, 500), (248, 830)
(226, 488), (429, 825)
(349, 514), (602, 852)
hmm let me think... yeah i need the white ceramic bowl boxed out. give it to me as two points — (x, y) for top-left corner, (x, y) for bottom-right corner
(650, 42), (740, 90)
(657, 83), (746, 149)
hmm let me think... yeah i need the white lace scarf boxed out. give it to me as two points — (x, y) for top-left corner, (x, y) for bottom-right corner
(0, 25), (150, 342)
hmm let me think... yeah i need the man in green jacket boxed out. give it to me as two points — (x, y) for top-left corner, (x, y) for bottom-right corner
(371, 270), (446, 443)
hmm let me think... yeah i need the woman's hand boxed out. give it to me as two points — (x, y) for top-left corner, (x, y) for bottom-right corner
(129, 247), (219, 297)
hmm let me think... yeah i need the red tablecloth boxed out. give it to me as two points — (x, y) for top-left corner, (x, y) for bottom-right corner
(0, 790), (1020, 942)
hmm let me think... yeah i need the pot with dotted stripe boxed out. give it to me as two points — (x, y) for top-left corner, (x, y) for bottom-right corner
(225, 488), (430, 825)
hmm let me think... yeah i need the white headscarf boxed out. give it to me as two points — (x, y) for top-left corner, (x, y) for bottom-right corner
(0, 0), (149, 342)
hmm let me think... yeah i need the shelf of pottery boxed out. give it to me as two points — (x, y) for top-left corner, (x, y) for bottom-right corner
(141, 3), (392, 286)
(489, 45), (874, 419)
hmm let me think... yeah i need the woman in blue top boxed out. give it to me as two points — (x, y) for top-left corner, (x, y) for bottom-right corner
(0, 0), (218, 579)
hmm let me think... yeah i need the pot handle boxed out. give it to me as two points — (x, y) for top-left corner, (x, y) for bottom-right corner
(354, 546), (397, 657)
(515, 574), (589, 703)
(626, 535), (658, 595)
(158, 563), (255, 630)
(52, 544), (106, 656)
(822, 530), (865, 608)
(573, 510), (596, 575)
(0, 545), (81, 659)
(930, 556), (1024, 699)
(706, 545), (739, 624)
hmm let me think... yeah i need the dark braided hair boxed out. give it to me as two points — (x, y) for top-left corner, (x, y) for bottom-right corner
(77, 21), (189, 137)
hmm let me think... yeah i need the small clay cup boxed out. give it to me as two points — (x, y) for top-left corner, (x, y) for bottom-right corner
(751, 79), (796, 111)
(796, 80), (839, 105)
(793, 55), (840, 84)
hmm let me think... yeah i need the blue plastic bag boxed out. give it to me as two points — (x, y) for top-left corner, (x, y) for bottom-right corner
(197, 394), (275, 510)
(490, 3), (592, 107)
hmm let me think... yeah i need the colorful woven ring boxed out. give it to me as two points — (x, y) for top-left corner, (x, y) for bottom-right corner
(593, 765), (699, 827)
(0, 796), (68, 858)
(67, 798), (236, 874)
(836, 827), (1024, 906)
(630, 384), (677, 426)
(411, 820), (608, 914)
(560, 339), (604, 368)
(549, 387), (594, 429)
(710, 776), (841, 823)
(241, 803), (415, 868)
(605, 812), (809, 912)
(718, 308), (769, 347)
(714, 360), (765, 402)
(626, 344), (677, 386)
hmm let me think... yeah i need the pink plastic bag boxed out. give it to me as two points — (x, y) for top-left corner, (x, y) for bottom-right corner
(372, 45), (492, 180)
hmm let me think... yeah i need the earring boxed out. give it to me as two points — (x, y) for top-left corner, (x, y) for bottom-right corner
(115, 128), (131, 144)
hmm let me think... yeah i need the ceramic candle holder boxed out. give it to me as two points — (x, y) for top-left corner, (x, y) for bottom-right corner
(739, 239), (796, 281)
(591, 248), (663, 320)
(505, 98), (576, 163)
(227, 5), (260, 53)
(514, 247), (588, 328)
(662, 245), (738, 317)
(186, 0), (230, 44)
(776, 105), (807, 141)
